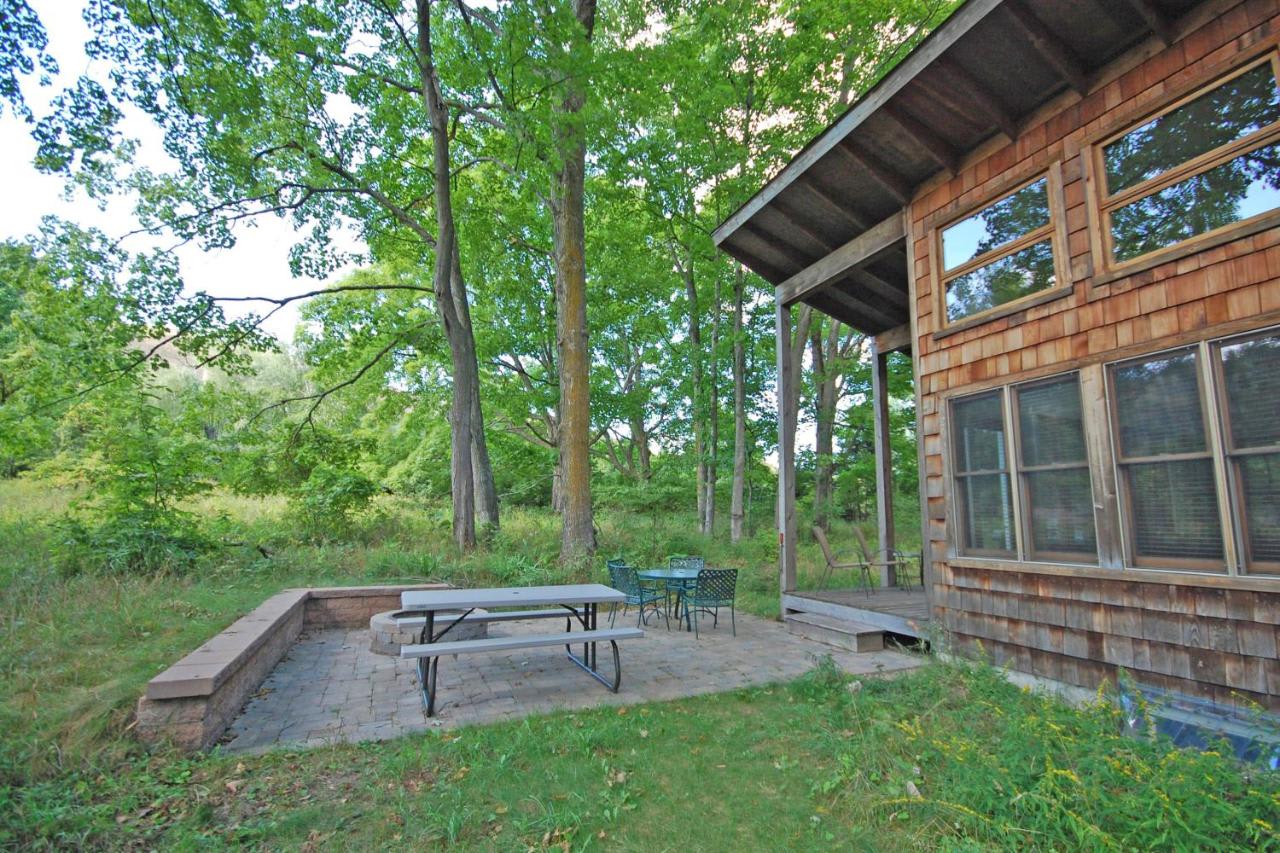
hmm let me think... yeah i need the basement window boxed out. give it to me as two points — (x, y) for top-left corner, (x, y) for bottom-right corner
(936, 167), (1069, 328)
(1095, 54), (1280, 272)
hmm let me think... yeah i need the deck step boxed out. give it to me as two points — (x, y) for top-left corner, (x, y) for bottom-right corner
(785, 611), (885, 652)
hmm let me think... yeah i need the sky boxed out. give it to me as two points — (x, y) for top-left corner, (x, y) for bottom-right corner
(0, 1), (361, 342)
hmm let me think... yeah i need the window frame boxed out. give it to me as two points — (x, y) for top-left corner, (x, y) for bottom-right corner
(946, 372), (1100, 565)
(952, 386), (1018, 558)
(1088, 51), (1280, 282)
(1105, 345), (1231, 573)
(1012, 374), (1099, 564)
(1210, 328), (1280, 576)
(931, 161), (1073, 335)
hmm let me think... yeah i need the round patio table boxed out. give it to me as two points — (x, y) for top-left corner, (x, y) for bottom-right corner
(638, 568), (701, 632)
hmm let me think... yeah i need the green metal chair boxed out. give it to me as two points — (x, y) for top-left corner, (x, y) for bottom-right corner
(607, 562), (668, 629)
(685, 568), (738, 638)
(665, 556), (704, 626)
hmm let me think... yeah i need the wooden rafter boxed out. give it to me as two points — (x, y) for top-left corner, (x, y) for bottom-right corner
(1118, 0), (1173, 45)
(849, 267), (909, 309)
(777, 212), (906, 305)
(834, 142), (911, 205)
(724, 241), (787, 283)
(924, 56), (1019, 141)
(741, 221), (813, 271)
(811, 285), (903, 331)
(1004, 0), (1089, 95)
(768, 198), (838, 255)
(882, 102), (960, 174)
(874, 323), (912, 353)
(794, 175), (870, 232)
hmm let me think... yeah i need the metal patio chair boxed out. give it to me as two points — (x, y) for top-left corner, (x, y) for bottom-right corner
(607, 561), (668, 629)
(664, 556), (704, 623)
(684, 568), (738, 638)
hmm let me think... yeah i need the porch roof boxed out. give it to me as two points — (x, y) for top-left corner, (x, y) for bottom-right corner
(712, 0), (1203, 335)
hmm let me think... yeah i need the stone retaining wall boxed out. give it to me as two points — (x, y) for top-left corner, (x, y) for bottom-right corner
(135, 583), (447, 750)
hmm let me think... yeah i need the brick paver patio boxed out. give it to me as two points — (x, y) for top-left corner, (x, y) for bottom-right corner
(221, 611), (922, 752)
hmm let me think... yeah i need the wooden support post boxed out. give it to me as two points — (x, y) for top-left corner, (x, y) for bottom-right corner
(871, 340), (896, 587)
(776, 296), (798, 610)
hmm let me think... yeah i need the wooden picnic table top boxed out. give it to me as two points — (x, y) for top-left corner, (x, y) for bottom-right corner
(400, 583), (625, 611)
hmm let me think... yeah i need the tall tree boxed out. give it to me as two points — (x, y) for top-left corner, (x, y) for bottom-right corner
(35, 0), (506, 548)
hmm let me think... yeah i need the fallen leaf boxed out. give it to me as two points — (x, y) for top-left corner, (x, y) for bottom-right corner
(225, 779), (244, 794)
(494, 804), (509, 815)
(235, 762), (246, 775)
(906, 781), (922, 799)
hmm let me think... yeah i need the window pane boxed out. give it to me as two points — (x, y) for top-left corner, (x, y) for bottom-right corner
(1104, 61), (1280, 194)
(1025, 469), (1097, 558)
(1219, 333), (1280, 449)
(945, 239), (1055, 322)
(1125, 460), (1224, 565)
(1018, 377), (1087, 466)
(1238, 453), (1280, 569)
(1111, 351), (1206, 458)
(959, 473), (1016, 555)
(942, 178), (1050, 270)
(952, 392), (1006, 472)
(1110, 140), (1280, 262)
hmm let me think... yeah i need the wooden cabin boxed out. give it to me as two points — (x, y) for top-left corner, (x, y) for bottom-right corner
(715, 0), (1280, 714)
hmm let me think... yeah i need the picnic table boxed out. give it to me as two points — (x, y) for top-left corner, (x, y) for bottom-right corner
(397, 584), (644, 716)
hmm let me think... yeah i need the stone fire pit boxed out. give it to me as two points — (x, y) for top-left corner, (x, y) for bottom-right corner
(368, 609), (489, 656)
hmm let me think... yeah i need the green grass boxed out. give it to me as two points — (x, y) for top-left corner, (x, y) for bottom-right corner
(2, 479), (1277, 850)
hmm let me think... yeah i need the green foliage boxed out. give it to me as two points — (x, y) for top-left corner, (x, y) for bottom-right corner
(280, 431), (380, 540)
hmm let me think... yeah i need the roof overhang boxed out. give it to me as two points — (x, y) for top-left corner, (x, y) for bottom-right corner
(714, 0), (1206, 334)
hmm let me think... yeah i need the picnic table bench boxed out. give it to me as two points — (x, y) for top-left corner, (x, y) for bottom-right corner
(397, 584), (643, 716)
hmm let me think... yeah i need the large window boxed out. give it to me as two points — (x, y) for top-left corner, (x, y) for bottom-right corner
(950, 374), (1098, 562)
(1215, 331), (1280, 575)
(1015, 377), (1097, 561)
(948, 330), (1280, 578)
(951, 391), (1016, 557)
(1109, 349), (1226, 571)
(938, 171), (1064, 325)
(1096, 54), (1280, 269)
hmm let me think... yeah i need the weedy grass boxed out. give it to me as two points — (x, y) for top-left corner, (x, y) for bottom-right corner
(1, 480), (1276, 850)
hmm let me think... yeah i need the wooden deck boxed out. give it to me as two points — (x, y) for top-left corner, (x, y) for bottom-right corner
(783, 587), (930, 639)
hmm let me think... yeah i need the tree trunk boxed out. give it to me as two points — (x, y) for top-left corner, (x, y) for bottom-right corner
(677, 249), (706, 527)
(451, 247), (499, 533)
(551, 452), (566, 513)
(419, 0), (474, 549)
(550, 0), (597, 564)
(730, 263), (747, 543)
(629, 413), (652, 480)
(811, 318), (839, 531)
(703, 275), (720, 534)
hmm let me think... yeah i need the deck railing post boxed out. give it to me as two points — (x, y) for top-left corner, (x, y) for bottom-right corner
(872, 340), (897, 587)
(776, 295), (798, 612)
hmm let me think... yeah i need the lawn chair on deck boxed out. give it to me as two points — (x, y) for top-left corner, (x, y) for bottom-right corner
(852, 527), (921, 591)
(813, 527), (873, 594)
